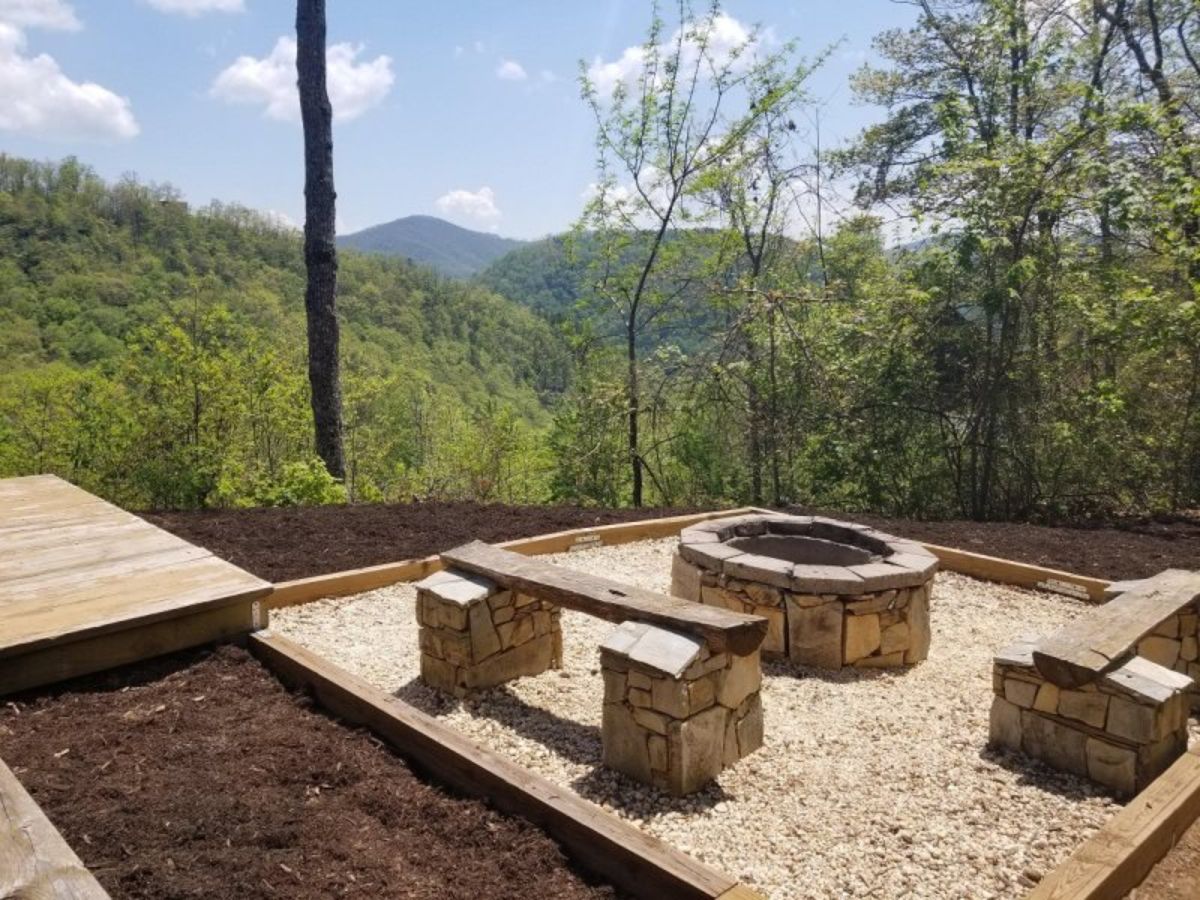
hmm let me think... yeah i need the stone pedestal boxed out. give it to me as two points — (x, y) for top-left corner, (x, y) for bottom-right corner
(416, 568), (562, 698)
(989, 636), (1193, 796)
(599, 620), (763, 795)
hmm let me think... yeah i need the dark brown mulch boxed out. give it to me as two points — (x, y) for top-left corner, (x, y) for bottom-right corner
(0, 645), (621, 900)
(146, 500), (1200, 584)
(144, 502), (696, 583)
(787, 509), (1200, 583)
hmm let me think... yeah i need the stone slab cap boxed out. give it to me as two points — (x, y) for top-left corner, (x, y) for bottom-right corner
(601, 620), (705, 678)
(414, 568), (495, 607)
(724, 552), (794, 589)
(994, 633), (1041, 670)
(848, 562), (927, 592)
(679, 540), (743, 569)
(789, 563), (865, 594)
(1102, 654), (1194, 704)
(1103, 578), (1151, 602)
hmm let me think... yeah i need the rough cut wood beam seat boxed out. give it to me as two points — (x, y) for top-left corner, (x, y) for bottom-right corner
(439, 540), (767, 655)
(990, 569), (1200, 796)
(0, 475), (272, 695)
(1032, 569), (1200, 689)
(418, 541), (768, 795)
(0, 755), (110, 899)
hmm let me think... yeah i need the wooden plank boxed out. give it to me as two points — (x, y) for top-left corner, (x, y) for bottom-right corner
(248, 631), (736, 900)
(0, 755), (110, 898)
(886, 543), (1110, 602)
(1032, 569), (1200, 688)
(716, 887), (768, 900)
(441, 540), (768, 656)
(1029, 746), (1200, 900)
(0, 600), (263, 696)
(0, 543), (213, 599)
(266, 508), (763, 610)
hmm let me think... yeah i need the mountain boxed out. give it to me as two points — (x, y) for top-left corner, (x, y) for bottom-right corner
(338, 215), (527, 278)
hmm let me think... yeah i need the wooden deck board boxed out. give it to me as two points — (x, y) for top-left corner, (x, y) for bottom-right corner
(0, 475), (271, 691)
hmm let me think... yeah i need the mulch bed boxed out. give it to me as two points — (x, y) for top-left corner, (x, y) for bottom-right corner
(144, 503), (695, 583)
(145, 501), (1200, 584)
(0, 645), (621, 900)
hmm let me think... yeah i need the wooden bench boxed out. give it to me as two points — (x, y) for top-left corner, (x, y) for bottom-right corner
(990, 570), (1200, 796)
(1033, 569), (1200, 689)
(416, 541), (769, 795)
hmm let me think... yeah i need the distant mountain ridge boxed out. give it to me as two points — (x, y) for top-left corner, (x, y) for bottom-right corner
(338, 215), (526, 278)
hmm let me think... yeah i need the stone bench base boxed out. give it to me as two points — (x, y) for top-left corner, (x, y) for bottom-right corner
(989, 636), (1192, 796)
(600, 620), (763, 795)
(417, 569), (562, 698)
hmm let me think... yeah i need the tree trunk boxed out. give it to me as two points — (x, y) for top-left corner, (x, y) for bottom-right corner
(627, 319), (643, 507)
(296, 0), (346, 480)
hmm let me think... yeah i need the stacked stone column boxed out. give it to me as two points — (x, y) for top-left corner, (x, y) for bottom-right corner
(989, 636), (1192, 796)
(416, 569), (562, 698)
(599, 620), (763, 795)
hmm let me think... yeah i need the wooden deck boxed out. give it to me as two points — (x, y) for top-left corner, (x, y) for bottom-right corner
(0, 475), (271, 695)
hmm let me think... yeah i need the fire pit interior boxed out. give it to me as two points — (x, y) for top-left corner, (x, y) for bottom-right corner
(671, 514), (938, 669)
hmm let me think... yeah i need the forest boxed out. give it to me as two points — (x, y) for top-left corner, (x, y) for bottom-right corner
(1, 0), (1198, 522)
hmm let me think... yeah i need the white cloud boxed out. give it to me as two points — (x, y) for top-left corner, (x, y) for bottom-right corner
(436, 186), (501, 223)
(0, 23), (138, 140)
(495, 58), (526, 81)
(211, 36), (393, 122)
(142, 0), (244, 15)
(587, 13), (755, 96)
(0, 0), (79, 30)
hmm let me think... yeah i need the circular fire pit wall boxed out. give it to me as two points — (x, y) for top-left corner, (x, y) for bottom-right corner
(671, 515), (938, 669)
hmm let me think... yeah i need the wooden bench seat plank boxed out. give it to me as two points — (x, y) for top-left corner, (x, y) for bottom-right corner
(440, 541), (767, 655)
(0, 755), (110, 899)
(1032, 569), (1200, 688)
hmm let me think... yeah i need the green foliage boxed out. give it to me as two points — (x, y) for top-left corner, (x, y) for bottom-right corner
(252, 458), (348, 507)
(0, 155), (564, 508)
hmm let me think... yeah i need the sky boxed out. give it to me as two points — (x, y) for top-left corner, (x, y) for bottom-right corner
(0, 0), (919, 239)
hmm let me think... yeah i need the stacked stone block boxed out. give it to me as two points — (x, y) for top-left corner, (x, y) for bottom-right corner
(599, 620), (763, 795)
(989, 635), (1192, 796)
(416, 569), (562, 698)
(671, 513), (935, 669)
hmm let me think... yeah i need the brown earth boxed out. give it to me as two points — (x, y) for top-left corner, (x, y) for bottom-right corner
(1128, 825), (1200, 899)
(0, 645), (621, 900)
(146, 501), (1200, 584)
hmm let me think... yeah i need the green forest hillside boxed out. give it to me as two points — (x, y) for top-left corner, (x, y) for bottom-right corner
(0, 156), (569, 509)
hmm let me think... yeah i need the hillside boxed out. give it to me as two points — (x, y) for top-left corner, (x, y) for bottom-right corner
(338, 215), (526, 278)
(0, 156), (569, 509)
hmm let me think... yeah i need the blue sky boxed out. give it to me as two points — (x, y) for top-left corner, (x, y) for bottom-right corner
(0, 0), (918, 238)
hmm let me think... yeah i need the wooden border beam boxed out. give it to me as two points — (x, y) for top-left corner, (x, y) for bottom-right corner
(248, 630), (765, 900)
(1029, 746), (1200, 899)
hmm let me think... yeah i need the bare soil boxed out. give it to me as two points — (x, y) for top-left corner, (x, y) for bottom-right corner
(145, 501), (1200, 583)
(1129, 825), (1200, 899)
(0, 645), (621, 900)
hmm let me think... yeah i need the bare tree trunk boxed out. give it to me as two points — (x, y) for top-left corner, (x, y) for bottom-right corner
(627, 319), (643, 507)
(296, 0), (345, 479)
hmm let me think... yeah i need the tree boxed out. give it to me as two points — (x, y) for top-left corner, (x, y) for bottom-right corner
(578, 0), (810, 505)
(296, 0), (346, 479)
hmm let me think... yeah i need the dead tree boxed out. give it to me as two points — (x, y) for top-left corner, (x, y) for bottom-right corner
(296, 0), (346, 479)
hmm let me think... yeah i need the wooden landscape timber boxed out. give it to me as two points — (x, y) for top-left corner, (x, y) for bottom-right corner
(248, 630), (765, 900)
(0, 754), (110, 899)
(440, 539), (768, 655)
(1029, 745), (1200, 900)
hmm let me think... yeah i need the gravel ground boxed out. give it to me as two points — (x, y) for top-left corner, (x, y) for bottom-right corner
(272, 538), (1165, 900)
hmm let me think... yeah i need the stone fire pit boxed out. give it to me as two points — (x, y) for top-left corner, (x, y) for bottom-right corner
(670, 514), (937, 669)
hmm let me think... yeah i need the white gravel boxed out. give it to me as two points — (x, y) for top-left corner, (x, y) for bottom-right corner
(272, 538), (1137, 900)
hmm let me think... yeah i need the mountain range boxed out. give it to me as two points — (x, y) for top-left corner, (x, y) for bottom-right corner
(338, 215), (527, 279)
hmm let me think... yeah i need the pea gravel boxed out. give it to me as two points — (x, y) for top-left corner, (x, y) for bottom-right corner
(271, 537), (1165, 899)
